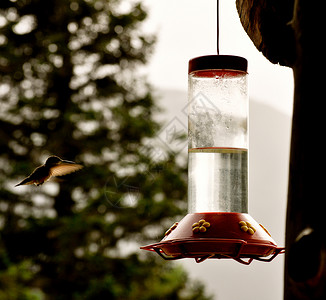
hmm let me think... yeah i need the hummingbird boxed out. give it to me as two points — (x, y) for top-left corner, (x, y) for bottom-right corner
(15, 156), (83, 187)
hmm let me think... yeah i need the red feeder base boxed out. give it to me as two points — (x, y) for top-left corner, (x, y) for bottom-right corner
(140, 213), (284, 264)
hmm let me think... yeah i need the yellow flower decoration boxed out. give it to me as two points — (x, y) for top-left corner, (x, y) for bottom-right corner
(192, 219), (210, 233)
(165, 222), (178, 236)
(239, 221), (256, 235)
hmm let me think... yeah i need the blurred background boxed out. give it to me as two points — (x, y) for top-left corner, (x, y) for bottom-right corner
(0, 0), (293, 299)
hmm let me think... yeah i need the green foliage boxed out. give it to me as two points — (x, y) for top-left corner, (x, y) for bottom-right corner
(0, 0), (211, 299)
(0, 259), (43, 300)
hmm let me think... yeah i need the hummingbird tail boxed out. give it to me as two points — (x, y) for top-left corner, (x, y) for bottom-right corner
(15, 178), (34, 187)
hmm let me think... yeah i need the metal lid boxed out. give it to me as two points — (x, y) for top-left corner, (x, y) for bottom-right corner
(189, 55), (248, 74)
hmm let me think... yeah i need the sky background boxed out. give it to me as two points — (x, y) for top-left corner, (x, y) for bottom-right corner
(141, 1), (294, 299)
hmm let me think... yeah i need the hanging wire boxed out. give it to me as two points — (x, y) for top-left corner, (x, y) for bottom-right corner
(217, 0), (219, 55)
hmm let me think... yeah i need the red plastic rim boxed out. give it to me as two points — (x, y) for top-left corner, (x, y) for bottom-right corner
(140, 213), (285, 264)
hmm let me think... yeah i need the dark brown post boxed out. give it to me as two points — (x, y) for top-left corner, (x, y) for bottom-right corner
(236, 0), (326, 299)
(285, 1), (326, 299)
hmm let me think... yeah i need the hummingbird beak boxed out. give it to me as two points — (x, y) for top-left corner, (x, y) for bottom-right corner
(60, 160), (77, 164)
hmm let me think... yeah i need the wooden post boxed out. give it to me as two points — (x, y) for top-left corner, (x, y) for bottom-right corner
(236, 0), (326, 298)
(285, 1), (326, 299)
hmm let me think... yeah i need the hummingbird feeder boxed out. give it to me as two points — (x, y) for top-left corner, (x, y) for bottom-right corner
(141, 1), (284, 264)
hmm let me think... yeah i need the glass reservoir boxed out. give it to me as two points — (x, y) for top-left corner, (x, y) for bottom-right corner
(188, 55), (248, 213)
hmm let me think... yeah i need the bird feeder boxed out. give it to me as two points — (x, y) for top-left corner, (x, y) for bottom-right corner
(141, 2), (284, 264)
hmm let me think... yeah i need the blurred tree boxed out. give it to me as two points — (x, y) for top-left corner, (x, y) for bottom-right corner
(0, 0), (211, 299)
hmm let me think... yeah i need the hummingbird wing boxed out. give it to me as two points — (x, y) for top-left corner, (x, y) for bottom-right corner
(15, 176), (36, 186)
(15, 166), (50, 186)
(49, 163), (83, 177)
